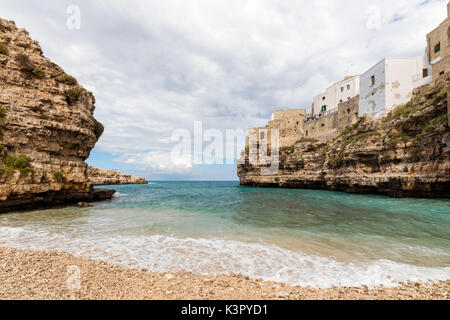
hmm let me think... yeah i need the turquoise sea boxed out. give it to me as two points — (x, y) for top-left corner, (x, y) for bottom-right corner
(1, 182), (449, 288)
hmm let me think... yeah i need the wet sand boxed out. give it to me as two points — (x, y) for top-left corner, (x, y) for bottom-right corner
(0, 246), (448, 300)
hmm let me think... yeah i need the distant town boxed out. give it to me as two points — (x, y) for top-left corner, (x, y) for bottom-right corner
(246, 2), (450, 148)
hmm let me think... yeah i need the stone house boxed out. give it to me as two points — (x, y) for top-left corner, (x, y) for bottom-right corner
(426, 2), (450, 82)
(245, 109), (307, 150)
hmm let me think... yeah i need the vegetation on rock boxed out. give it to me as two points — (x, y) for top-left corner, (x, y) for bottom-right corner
(1, 155), (32, 174)
(281, 146), (295, 153)
(52, 170), (64, 182)
(0, 43), (8, 55)
(32, 68), (45, 79)
(0, 106), (6, 120)
(65, 87), (85, 104)
(94, 120), (104, 139)
(15, 52), (33, 70)
(63, 74), (78, 86)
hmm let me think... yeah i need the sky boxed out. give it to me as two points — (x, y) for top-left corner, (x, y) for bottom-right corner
(0, 0), (446, 181)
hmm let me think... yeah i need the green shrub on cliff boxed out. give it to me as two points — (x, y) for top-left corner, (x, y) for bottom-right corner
(3, 155), (30, 170)
(32, 68), (45, 79)
(0, 106), (6, 120)
(432, 89), (448, 105)
(280, 146), (295, 153)
(63, 74), (78, 86)
(94, 120), (104, 139)
(0, 166), (14, 174)
(65, 87), (85, 104)
(52, 170), (64, 182)
(15, 53), (33, 70)
(0, 44), (8, 55)
(328, 156), (344, 169)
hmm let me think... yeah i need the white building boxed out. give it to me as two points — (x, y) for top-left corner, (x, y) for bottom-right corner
(359, 57), (432, 119)
(312, 75), (360, 117)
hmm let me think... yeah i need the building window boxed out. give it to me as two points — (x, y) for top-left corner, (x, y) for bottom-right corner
(341, 87), (344, 92)
(340, 99), (343, 103)
(423, 69), (428, 78)
(371, 75), (375, 86)
(321, 105), (327, 112)
(347, 85), (350, 90)
(306, 130), (309, 137)
(322, 96), (325, 101)
(260, 132), (265, 139)
(435, 42), (441, 53)
(347, 97), (350, 101)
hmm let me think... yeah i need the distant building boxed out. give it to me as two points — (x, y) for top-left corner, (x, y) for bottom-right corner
(246, 109), (307, 149)
(359, 57), (429, 119)
(426, 2), (450, 82)
(312, 75), (360, 117)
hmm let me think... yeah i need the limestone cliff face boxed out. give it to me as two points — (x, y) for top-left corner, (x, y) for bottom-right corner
(0, 18), (114, 212)
(238, 79), (450, 198)
(88, 167), (148, 185)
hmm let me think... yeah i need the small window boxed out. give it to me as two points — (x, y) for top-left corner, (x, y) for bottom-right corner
(306, 130), (309, 137)
(321, 124), (325, 127)
(341, 87), (344, 92)
(423, 69), (428, 78)
(340, 99), (343, 103)
(435, 42), (440, 53)
(347, 85), (350, 90)
(440, 71), (445, 76)
(321, 105), (327, 112)
(260, 132), (265, 139)
(371, 75), (375, 86)
(347, 97), (350, 101)
(322, 96), (326, 101)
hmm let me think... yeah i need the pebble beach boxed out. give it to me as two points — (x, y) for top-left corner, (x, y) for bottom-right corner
(0, 246), (448, 300)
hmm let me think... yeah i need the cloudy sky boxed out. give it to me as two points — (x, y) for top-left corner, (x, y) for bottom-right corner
(0, 0), (446, 180)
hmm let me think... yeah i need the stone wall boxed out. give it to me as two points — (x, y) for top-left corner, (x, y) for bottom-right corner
(337, 96), (359, 131)
(432, 56), (450, 82)
(303, 112), (339, 142)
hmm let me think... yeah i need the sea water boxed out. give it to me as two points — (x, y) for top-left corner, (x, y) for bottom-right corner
(0, 182), (449, 288)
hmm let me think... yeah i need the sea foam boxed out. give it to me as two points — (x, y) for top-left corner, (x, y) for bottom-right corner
(0, 226), (449, 288)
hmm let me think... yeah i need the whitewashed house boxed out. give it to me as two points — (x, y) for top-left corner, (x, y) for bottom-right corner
(359, 57), (432, 119)
(312, 75), (360, 117)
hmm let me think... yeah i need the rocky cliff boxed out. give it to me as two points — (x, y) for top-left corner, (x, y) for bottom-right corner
(0, 18), (115, 212)
(238, 78), (450, 198)
(88, 167), (148, 185)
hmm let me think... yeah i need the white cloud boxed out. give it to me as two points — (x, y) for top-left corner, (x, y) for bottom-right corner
(0, 0), (446, 177)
